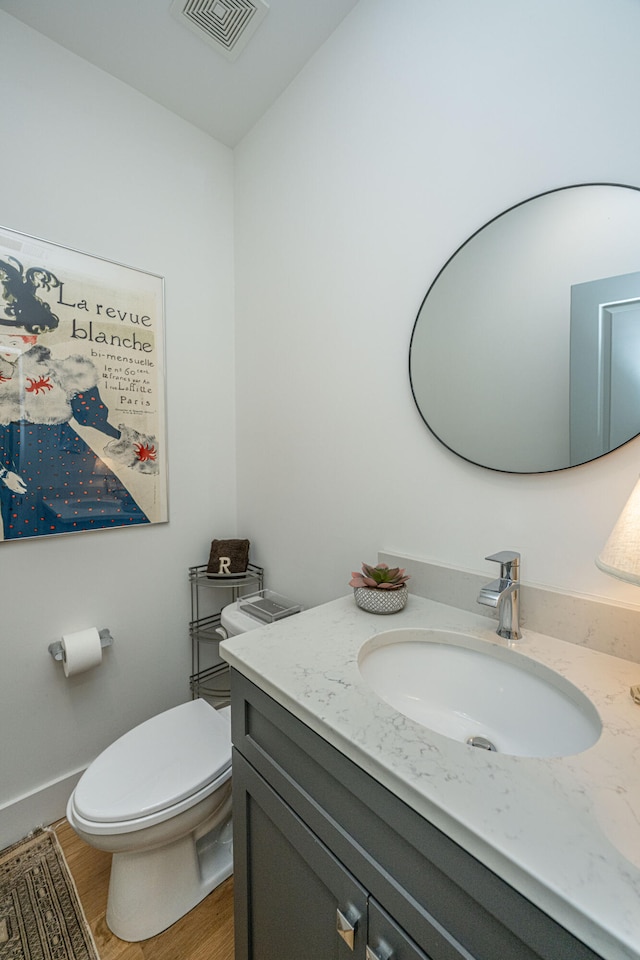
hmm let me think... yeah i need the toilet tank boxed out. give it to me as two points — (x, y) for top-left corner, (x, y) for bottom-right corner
(220, 591), (302, 637)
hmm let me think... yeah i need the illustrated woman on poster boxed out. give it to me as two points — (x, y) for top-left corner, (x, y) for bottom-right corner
(0, 256), (158, 540)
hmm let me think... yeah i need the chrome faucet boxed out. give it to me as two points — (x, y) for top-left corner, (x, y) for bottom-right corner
(477, 551), (521, 642)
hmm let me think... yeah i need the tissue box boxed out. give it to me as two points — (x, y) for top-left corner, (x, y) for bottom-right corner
(238, 590), (302, 624)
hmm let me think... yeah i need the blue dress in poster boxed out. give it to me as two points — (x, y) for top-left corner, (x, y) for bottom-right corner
(0, 257), (156, 541)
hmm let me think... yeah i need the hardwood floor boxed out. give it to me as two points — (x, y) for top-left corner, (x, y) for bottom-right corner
(53, 819), (235, 960)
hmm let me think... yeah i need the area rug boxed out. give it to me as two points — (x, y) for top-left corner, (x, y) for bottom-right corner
(0, 828), (99, 960)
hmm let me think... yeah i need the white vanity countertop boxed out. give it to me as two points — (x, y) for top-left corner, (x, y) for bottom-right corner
(220, 594), (640, 960)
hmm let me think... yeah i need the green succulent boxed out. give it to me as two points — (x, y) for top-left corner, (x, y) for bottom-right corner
(349, 562), (410, 591)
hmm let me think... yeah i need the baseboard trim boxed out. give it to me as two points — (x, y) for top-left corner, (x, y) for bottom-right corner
(0, 769), (84, 849)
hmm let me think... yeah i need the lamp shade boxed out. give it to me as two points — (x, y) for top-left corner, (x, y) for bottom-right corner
(596, 476), (640, 585)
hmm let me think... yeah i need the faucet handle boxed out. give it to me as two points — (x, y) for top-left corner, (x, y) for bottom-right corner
(485, 551), (520, 581)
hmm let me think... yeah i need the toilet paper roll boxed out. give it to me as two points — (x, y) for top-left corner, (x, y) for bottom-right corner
(61, 627), (102, 677)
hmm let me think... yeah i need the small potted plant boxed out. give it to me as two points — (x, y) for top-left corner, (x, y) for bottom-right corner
(349, 562), (410, 614)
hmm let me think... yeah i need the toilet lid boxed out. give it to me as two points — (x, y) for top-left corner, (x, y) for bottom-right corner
(220, 601), (264, 635)
(73, 699), (231, 823)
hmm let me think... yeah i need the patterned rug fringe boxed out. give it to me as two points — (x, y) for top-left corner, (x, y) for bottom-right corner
(0, 826), (99, 960)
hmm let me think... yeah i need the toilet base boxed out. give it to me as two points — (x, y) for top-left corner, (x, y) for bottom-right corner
(106, 817), (233, 941)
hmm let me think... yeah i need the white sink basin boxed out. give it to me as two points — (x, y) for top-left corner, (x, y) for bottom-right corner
(358, 628), (601, 757)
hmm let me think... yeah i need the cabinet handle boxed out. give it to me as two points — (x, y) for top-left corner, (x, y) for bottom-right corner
(366, 943), (394, 960)
(336, 907), (360, 950)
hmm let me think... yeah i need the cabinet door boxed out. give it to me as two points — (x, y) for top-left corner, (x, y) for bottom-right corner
(233, 751), (368, 960)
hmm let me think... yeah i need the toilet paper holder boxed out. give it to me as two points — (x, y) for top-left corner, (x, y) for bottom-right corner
(48, 628), (114, 662)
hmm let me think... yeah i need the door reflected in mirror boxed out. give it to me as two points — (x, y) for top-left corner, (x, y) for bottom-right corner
(409, 183), (640, 473)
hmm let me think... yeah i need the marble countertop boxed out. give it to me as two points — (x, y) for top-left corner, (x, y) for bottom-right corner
(220, 594), (640, 960)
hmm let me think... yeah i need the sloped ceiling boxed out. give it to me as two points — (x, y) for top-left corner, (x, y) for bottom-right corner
(0, 0), (359, 146)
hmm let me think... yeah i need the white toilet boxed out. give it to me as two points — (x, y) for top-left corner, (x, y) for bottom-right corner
(66, 698), (233, 942)
(219, 596), (273, 641)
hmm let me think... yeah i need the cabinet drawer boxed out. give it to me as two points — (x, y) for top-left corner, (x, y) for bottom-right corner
(368, 899), (434, 960)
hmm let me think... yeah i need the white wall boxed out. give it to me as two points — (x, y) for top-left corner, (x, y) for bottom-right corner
(235, 0), (640, 612)
(5, 0), (640, 848)
(0, 13), (236, 844)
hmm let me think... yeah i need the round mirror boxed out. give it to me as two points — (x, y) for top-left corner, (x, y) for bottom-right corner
(409, 183), (640, 472)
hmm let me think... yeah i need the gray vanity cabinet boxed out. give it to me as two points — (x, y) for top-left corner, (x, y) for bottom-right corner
(230, 671), (602, 960)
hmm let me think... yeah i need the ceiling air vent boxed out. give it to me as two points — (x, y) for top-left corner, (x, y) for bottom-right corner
(170, 0), (269, 61)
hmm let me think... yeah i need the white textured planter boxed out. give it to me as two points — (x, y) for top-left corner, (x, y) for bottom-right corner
(353, 585), (408, 615)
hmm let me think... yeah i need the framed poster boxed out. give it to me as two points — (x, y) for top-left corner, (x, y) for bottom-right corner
(0, 226), (167, 542)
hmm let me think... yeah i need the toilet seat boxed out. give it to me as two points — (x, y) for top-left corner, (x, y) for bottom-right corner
(70, 699), (231, 834)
